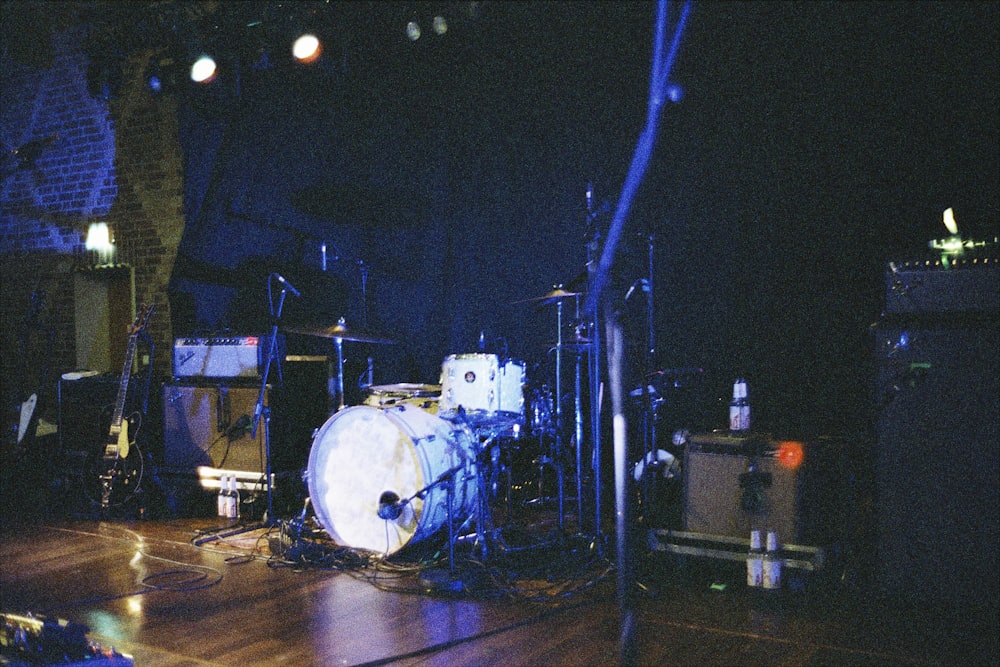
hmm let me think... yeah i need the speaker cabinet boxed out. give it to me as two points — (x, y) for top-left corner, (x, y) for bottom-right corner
(58, 374), (124, 453)
(874, 320), (999, 613)
(162, 384), (267, 473)
(683, 435), (800, 542)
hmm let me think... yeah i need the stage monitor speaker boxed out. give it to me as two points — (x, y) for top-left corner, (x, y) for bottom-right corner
(874, 321), (999, 614)
(683, 436), (800, 543)
(162, 384), (267, 474)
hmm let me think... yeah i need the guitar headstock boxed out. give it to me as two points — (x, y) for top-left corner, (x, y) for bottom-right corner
(129, 303), (155, 335)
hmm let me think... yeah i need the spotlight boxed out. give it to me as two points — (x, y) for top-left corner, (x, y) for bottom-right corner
(406, 21), (421, 41)
(432, 16), (448, 36)
(292, 33), (322, 63)
(190, 54), (217, 84)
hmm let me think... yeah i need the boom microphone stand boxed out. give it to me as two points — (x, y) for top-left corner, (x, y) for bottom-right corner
(194, 274), (294, 545)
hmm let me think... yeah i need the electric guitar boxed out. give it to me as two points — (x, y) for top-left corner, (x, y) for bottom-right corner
(99, 304), (154, 509)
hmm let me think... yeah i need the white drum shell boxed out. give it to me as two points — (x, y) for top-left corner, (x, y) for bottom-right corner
(306, 404), (476, 555)
(439, 354), (525, 423)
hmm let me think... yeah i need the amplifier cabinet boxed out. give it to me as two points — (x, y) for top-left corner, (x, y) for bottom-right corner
(885, 258), (998, 315)
(683, 437), (800, 543)
(874, 321), (999, 613)
(172, 335), (284, 380)
(162, 384), (267, 473)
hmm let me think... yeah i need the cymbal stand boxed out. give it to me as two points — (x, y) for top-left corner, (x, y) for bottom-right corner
(572, 306), (587, 532)
(585, 197), (605, 553)
(636, 234), (662, 519)
(333, 325), (346, 412)
(549, 296), (567, 531)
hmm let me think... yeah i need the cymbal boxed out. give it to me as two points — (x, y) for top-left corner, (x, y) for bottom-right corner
(547, 335), (593, 350)
(512, 287), (581, 305)
(286, 322), (396, 345)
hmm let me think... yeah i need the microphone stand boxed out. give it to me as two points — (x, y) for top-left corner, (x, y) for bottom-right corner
(194, 279), (288, 545)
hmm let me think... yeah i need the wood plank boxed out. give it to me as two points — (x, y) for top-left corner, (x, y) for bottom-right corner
(1, 518), (995, 666)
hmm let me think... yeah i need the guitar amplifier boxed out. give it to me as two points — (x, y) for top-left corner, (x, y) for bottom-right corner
(172, 335), (284, 379)
(162, 383), (268, 473)
(885, 256), (998, 315)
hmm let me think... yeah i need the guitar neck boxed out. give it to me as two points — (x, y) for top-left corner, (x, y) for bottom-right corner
(110, 334), (139, 431)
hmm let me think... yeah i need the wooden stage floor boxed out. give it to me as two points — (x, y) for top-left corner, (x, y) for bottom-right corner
(2, 509), (995, 667)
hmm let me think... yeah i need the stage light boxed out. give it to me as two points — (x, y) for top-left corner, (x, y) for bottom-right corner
(432, 16), (448, 36)
(85, 222), (111, 251)
(85, 222), (115, 265)
(190, 54), (217, 84)
(406, 21), (421, 41)
(292, 33), (322, 63)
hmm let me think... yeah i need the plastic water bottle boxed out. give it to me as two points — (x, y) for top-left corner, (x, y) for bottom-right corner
(762, 531), (782, 590)
(229, 474), (240, 520)
(729, 378), (750, 435)
(217, 475), (228, 518)
(746, 530), (764, 588)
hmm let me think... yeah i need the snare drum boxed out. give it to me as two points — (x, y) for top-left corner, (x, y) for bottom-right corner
(306, 404), (476, 555)
(438, 353), (525, 426)
(364, 383), (441, 413)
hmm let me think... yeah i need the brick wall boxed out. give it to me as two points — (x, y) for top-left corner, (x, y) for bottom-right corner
(0, 26), (184, 423)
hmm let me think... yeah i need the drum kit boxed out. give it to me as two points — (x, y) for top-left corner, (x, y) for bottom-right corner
(291, 286), (594, 558)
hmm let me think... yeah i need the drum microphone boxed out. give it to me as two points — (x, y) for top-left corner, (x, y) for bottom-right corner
(377, 491), (404, 521)
(272, 273), (301, 297)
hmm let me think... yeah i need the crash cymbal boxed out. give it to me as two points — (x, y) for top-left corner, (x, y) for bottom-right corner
(512, 287), (581, 305)
(286, 321), (396, 345)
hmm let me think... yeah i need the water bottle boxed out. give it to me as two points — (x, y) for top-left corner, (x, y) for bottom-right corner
(746, 530), (763, 588)
(729, 378), (750, 435)
(762, 531), (782, 590)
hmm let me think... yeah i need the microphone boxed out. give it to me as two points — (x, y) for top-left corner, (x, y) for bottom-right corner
(377, 491), (404, 521)
(625, 279), (649, 301)
(273, 273), (301, 297)
(227, 414), (251, 437)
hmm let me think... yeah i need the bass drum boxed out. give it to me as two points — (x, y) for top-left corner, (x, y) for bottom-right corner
(307, 404), (477, 555)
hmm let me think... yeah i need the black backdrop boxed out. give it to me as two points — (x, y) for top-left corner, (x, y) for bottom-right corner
(166, 1), (999, 438)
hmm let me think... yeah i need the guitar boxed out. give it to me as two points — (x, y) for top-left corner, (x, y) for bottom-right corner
(99, 304), (154, 509)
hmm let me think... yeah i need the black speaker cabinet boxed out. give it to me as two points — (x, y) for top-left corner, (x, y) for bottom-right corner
(58, 373), (124, 453)
(683, 434), (800, 543)
(874, 320), (999, 614)
(162, 384), (267, 473)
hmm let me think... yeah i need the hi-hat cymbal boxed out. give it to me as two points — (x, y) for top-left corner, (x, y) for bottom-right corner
(512, 287), (581, 305)
(286, 322), (396, 345)
(547, 335), (594, 350)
